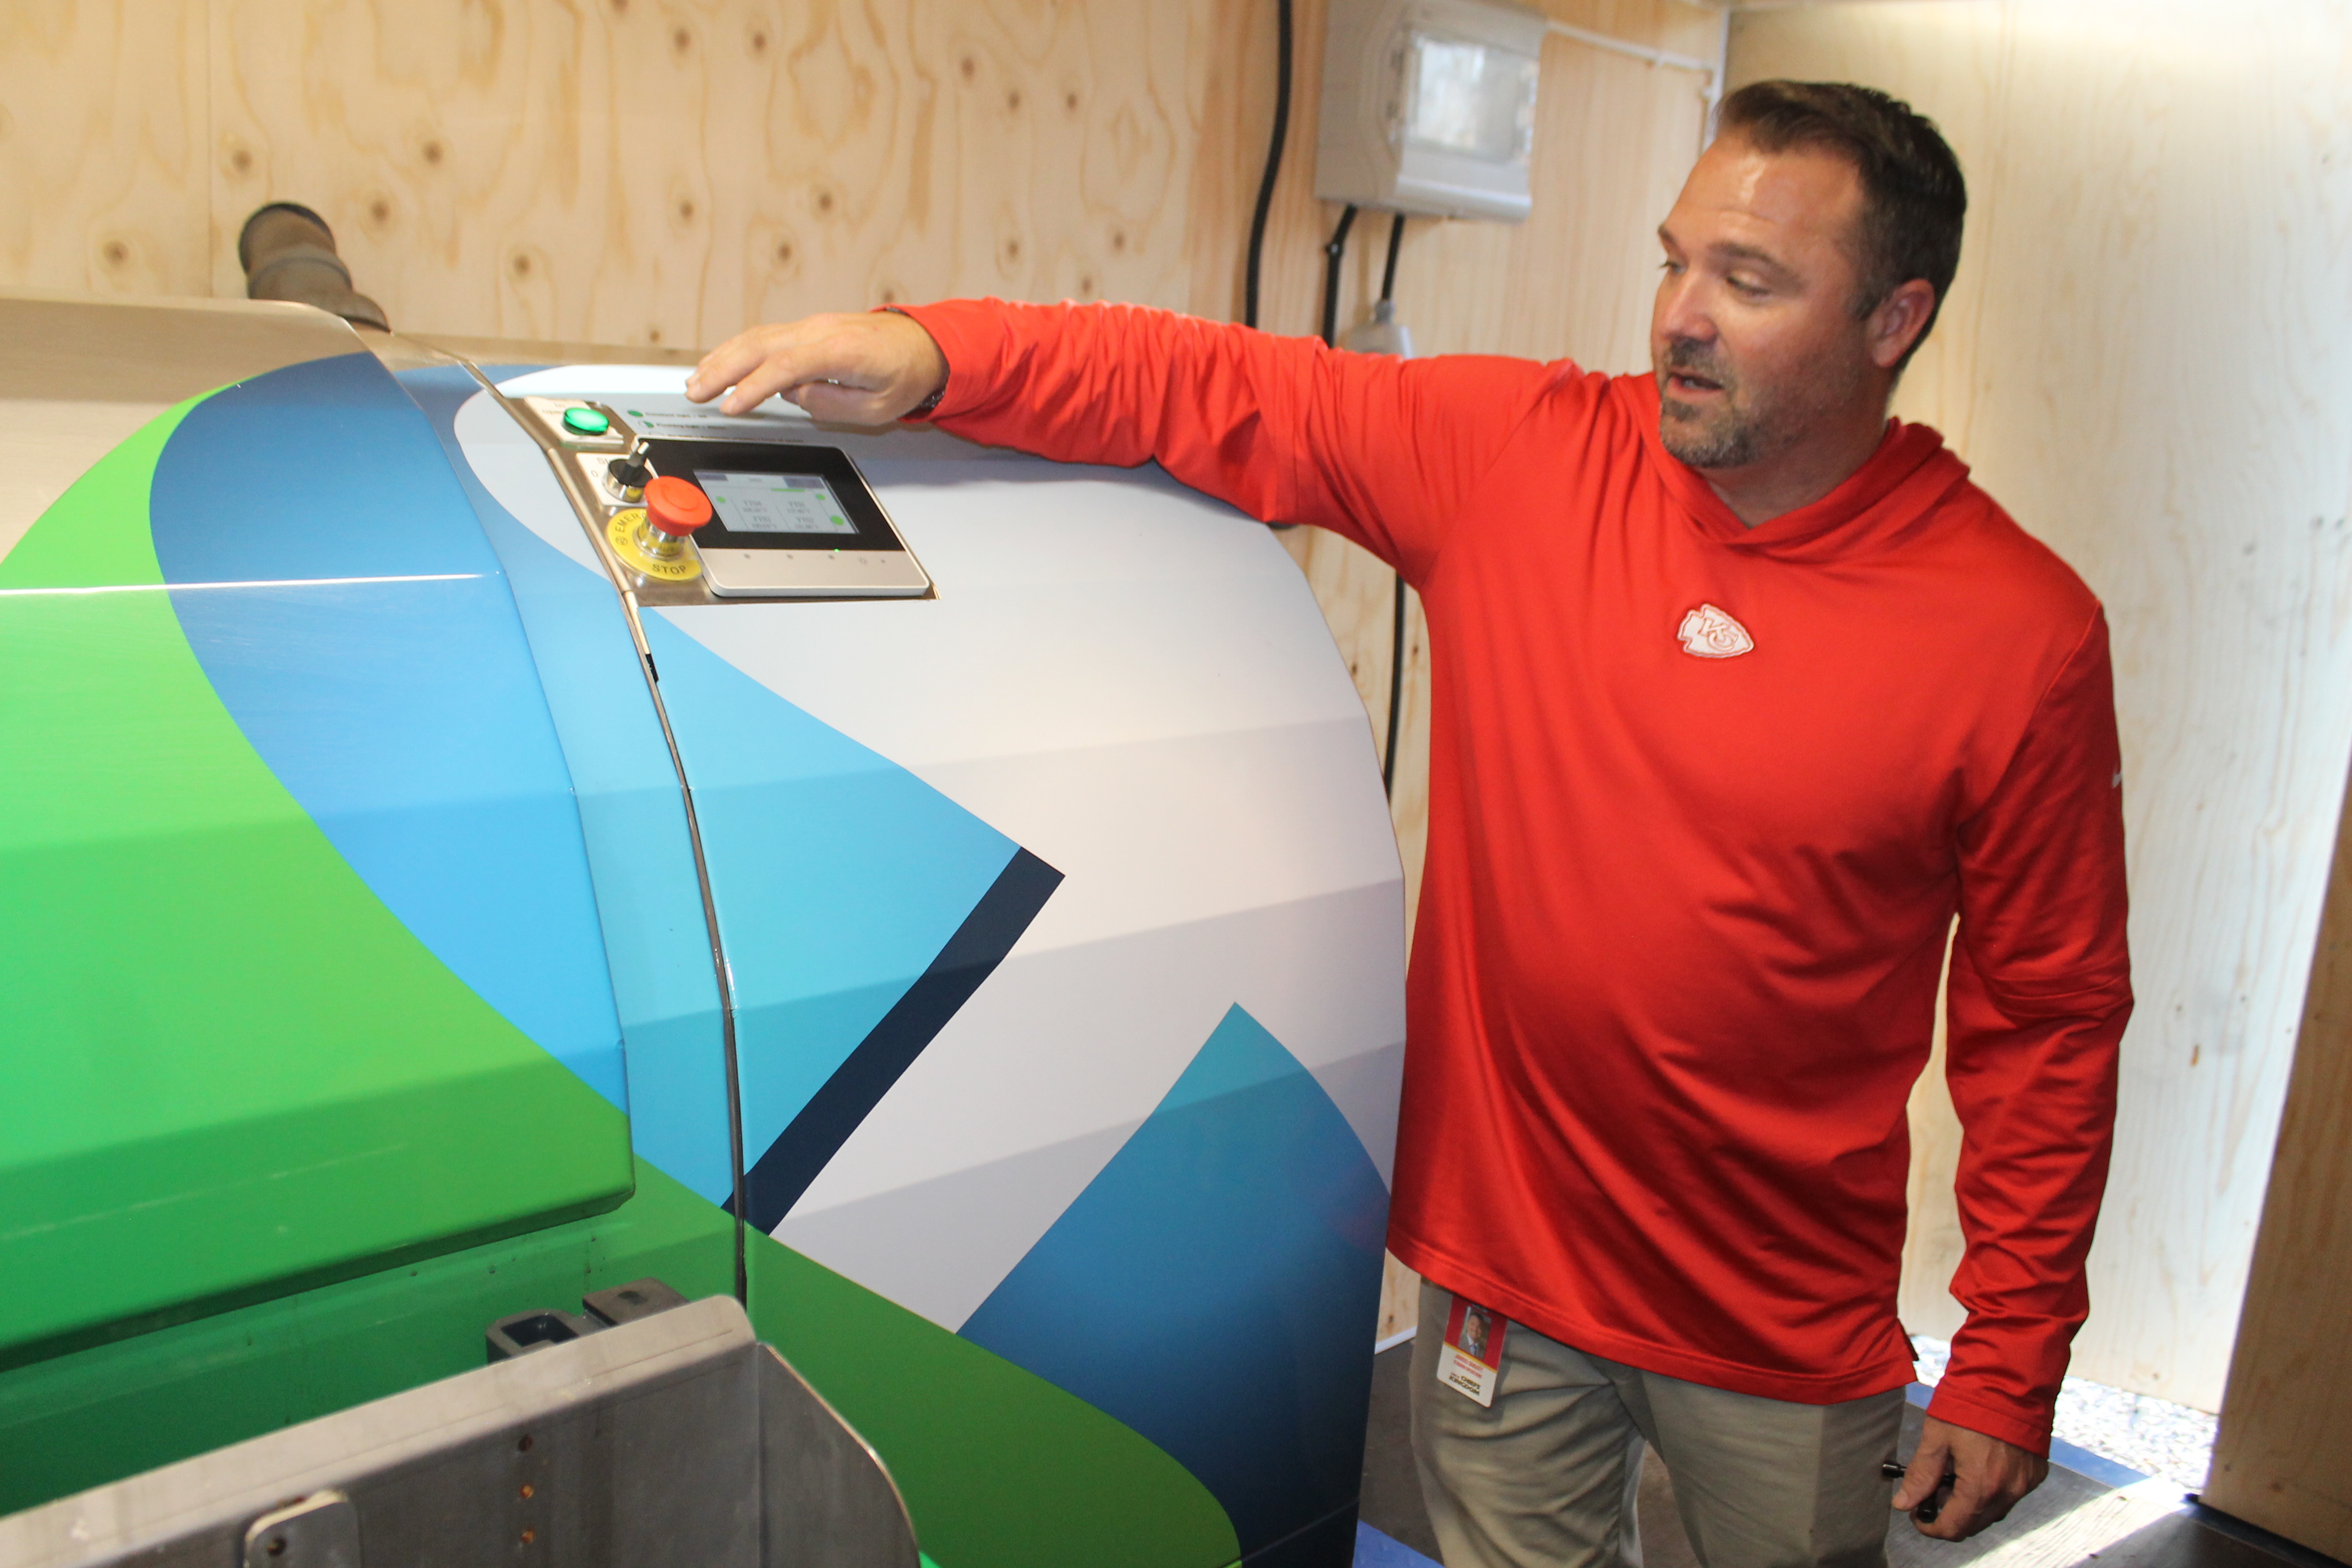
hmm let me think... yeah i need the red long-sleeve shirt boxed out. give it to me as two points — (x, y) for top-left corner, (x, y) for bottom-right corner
(902, 299), (2131, 1453)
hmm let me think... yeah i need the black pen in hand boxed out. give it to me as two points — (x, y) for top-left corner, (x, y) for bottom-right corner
(1882, 1458), (1957, 1523)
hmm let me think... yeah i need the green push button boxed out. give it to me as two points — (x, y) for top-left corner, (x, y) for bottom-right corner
(562, 406), (611, 435)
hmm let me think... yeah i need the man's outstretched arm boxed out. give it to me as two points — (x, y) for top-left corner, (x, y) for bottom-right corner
(687, 300), (1573, 579)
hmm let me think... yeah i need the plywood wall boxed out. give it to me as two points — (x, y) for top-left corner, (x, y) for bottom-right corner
(1729, 0), (2352, 1418)
(1, 0), (1716, 344)
(2206, 766), (2352, 1558)
(1, 0), (1723, 1347)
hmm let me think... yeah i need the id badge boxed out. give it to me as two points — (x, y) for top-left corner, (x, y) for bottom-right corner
(1438, 1294), (1507, 1407)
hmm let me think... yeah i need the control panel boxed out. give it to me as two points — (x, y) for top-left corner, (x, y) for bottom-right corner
(641, 440), (929, 600)
(504, 396), (933, 606)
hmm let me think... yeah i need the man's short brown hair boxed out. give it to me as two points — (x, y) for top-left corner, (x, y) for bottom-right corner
(1718, 80), (1967, 368)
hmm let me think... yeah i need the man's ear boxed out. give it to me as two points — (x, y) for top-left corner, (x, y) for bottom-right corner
(1869, 279), (1939, 370)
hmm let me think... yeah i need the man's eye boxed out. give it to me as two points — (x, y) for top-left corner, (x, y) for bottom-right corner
(1728, 276), (1767, 297)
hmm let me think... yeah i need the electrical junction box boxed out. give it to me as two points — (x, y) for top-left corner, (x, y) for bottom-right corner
(1314, 0), (1548, 223)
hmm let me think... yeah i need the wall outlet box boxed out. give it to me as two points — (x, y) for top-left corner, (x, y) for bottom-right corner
(1314, 0), (1548, 223)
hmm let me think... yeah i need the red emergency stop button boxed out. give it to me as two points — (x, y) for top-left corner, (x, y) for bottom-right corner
(644, 476), (713, 537)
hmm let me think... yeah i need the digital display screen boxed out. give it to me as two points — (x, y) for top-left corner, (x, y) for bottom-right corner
(696, 470), (858, 535)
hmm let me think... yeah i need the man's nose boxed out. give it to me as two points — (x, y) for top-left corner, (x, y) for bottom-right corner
(1654, 275), (1716, 344)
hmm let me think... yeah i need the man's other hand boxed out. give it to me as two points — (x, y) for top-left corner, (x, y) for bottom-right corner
(1891, 1415), (2049, 1541)
(685, 311), (948, 423)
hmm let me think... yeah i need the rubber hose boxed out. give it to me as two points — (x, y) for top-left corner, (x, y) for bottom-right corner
(237, 202), (389, 331)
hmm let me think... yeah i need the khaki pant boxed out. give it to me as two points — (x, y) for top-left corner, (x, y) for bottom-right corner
(1410, 1280), (1904, 1568)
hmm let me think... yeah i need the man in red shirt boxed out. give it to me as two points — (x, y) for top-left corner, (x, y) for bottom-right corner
(687, 81), (2129, 1568)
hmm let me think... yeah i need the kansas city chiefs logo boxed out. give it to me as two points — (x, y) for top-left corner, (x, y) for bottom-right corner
(1676, 603), (1754, 658)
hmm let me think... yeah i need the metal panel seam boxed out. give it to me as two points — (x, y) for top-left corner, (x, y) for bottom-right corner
(461, 361), (751, 1302)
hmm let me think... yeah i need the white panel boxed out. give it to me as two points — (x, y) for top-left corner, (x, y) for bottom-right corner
(1311, 1039), (1407, 1195)
(774, 1121), (1139, 1332)
(657, 657), (1397, 947)
(778, 886), (1405, 1329)
(657, 564), (1371, 769)
(453, 390), (607, 574)
(500, 364), (714, 398)
(793, 884), (1403, 1196)
(492, 371), (1021, 465)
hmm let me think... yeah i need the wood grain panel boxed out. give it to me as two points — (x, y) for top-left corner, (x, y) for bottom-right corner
(1730, 2), (2352, 1424)
(203, 0), (1208, 344)
(1898, 931), (1964, 1344)
(2206, 764), (2352, 1556)
(0, 0), (213, 299)
(1, 0), (1722, 344)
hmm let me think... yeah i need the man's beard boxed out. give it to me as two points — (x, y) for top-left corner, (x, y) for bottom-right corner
(1656, 338), (1767, 469)
(1657, 336), (1875, 473)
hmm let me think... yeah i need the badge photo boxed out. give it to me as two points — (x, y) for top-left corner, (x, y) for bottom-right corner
(1438, 1294), (1507, 1407)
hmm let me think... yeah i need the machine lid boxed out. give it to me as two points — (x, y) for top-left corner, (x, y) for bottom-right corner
(0, 294), (634, 1370)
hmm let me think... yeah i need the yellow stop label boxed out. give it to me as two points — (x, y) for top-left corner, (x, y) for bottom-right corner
(608, 509), (703, 582)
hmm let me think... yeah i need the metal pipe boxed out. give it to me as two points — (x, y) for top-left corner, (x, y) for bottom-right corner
(237, 203), (389, 332)
(1545, 18), (1722, 117)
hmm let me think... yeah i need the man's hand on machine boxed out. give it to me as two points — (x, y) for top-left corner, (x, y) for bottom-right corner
(1891, 1415), (2049, 1542)
(685, 310), (949, 423)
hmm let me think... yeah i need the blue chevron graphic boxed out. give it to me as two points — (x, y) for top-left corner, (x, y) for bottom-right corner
(960, 1004), (1391, 1558)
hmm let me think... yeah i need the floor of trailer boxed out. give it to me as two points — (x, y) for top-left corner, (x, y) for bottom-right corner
(1353, 1342), (2346, 1568)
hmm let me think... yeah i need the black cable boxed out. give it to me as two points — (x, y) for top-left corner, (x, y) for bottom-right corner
(1233, 25), (1398, 790)
(1320, 203), (1359, 346)
(1380, 210), (1406, 304)
(1243, 0), (1294, 330)
(1382, 575), (1409, 799)
(1376, 211), (1409, 801)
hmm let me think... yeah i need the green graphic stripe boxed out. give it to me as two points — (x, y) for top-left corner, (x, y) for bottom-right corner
(0, 404), (190, 587)
(0, 399), (631, 1368)
(750, 1231), (1242, 1568)
(0, 1157), (733, 1513)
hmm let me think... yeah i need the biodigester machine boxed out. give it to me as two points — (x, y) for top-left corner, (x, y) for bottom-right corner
(0, 292), (1405, 1568)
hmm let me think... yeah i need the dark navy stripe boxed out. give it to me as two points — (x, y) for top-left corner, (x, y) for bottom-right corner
(733, 848), (1063, 1232)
